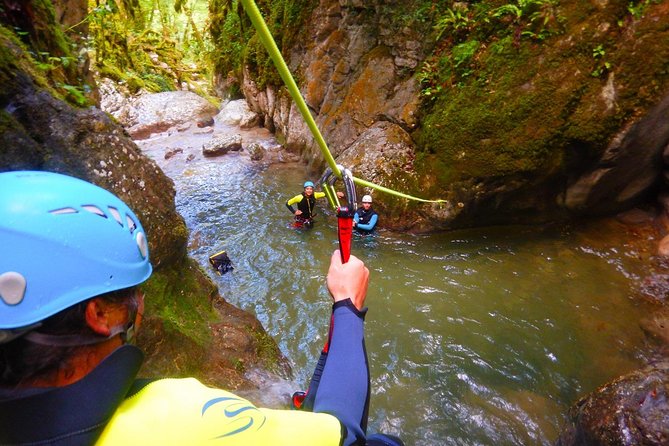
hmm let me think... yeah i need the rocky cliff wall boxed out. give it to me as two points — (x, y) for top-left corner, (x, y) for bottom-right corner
(229, 0), (669, 232)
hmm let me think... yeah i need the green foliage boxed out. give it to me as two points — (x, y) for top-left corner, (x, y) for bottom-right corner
(87, 0), (212, 94)
(0, 1), (94, 106)
(142, 73), (175, 92)
(57, 83), (89, 106)
(492, 0), (561, 41)
(590, 44), (611, 78)
(626, 0), (661, 19)
(434, 6), (474, 41)
(208, 0), (317, 92)
(417, 0), (564, 100)
(208, 0), (247, 78)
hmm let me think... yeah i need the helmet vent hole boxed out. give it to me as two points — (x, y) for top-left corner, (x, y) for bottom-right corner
(136, 232), (148, 259)
(49, 207), (78, 215)
(108, 206), (123, 226)
(126, 215), (137, 234)
(82, 205), (107, 218)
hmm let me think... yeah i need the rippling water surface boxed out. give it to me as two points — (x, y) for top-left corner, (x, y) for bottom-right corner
(141, 132), (655, 445)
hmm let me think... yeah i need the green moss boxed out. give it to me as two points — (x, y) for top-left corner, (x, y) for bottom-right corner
(415, 0), (669, 187)
(208, 0), (317, 91)
(251, 328), (282, 371)
(0, 24), (92, 107)
(231, 357), (246, 373)
(141, 258), (220, 347)
(0, 27), (46, 89)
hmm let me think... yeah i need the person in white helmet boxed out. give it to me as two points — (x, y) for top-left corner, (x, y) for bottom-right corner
(354, 195), (378, 233)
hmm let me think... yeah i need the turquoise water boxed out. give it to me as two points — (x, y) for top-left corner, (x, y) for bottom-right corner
(145, 143), (654, 445)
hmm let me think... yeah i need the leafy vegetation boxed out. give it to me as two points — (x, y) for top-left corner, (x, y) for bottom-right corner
(1, 0), (216, 102)
(0, 0), (94, 106)
(626, 0), (661, 20)
(418, 0), (564, 101)
(208, 0), (316, 92)
(87, 0), (212, 95)
(590, 44), (610, 78)
(411, 0), (668, 192)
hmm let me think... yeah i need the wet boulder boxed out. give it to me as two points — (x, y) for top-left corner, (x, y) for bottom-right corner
(247, 142), (265, 161)
(99, 84), (219, 140)
(555, 361), (669, 446)
(202, 134), (243, 157)
(215, 99), (259, 128)
(335, 121), (458, 230)
(638, 273), (669, 303)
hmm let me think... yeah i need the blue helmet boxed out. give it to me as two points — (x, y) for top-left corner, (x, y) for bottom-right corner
(0, 171), (152, 333)
(303, 181), (314, 188)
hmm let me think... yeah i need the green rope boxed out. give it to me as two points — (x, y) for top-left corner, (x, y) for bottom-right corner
(239, 0), (448, 205)
(352, 177), (446, 204)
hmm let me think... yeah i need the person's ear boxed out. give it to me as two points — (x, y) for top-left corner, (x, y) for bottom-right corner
(84, 298), (112, 336)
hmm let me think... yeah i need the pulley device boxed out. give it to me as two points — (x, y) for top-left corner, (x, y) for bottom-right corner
(319, 165), (357, 264)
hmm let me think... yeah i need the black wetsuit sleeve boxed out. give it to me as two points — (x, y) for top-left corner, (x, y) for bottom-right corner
(286, 194), (304, 214)
(312, 299), (370, 446)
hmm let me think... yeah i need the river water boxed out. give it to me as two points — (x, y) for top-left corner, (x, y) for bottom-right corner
(138, 125), (658, 445)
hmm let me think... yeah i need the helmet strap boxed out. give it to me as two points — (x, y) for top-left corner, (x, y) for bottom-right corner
(0, 323), (42, 344)
(22, 320), (135, 347)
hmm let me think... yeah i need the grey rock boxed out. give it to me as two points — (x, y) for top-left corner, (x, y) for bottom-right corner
(202, 134), (243, 157)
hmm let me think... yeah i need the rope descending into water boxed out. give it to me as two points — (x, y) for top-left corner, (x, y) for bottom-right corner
(239, 0), (448, 205)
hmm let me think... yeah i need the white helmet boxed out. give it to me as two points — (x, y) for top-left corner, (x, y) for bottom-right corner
(361, 195), (372, 203)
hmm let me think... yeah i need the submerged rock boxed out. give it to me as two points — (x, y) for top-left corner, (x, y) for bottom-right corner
(247, 142), (265, 161)
(640, 307), (669, 346)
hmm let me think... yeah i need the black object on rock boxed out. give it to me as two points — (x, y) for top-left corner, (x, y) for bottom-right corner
(209, 250), (234, 275)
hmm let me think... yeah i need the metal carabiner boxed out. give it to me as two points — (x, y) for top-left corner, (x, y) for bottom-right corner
(318, 167), (339, 210)
(318, 165), (357, 263)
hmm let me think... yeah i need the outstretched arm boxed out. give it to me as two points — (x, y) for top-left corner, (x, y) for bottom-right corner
(311, 251), (370, 445)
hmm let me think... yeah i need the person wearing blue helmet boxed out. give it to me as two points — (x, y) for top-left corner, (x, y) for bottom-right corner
(285, 180), (327, 228)
(0, 171), (403, 446)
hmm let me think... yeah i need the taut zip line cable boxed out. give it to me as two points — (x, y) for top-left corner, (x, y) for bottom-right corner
(239, 0), (447, 205)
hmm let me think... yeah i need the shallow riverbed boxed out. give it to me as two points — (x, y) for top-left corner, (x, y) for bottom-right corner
(138, 125), (660, 445)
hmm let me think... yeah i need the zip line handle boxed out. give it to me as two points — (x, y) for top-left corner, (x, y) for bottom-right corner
(336, 166), (356, 264)
(319, 165), (357, 263)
